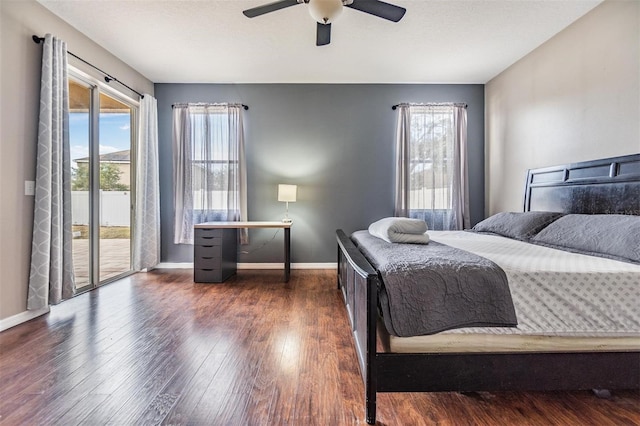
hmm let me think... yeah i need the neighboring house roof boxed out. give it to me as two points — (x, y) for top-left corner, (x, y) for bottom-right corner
(75, 149), (130, 163)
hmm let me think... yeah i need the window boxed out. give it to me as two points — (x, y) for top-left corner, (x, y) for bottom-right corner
(409, 105), (454, 215)
(173, 103), (247, 244)
(395, 104), (468, 230)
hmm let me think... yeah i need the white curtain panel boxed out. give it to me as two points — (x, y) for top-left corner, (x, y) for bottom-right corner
(173, 106), (192, 245)
(133, 94), (160, 270)
(172, 103), (248, 244)
(451, 106), (470, 230)
(28, 34), (75, 310)
(230, 106), (249, 244)
(393, 105), (411, 217)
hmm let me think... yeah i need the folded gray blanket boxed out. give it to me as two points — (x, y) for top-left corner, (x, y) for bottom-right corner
(368, 217), (430, 244)
(351, 230), (517, 337)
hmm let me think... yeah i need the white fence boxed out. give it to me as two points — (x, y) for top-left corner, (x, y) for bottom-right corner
(409, 187), (450, 209)
(71, 191), (130, 227)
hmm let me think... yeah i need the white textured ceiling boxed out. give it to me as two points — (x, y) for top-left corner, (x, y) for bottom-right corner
(37, 0), (602, 84)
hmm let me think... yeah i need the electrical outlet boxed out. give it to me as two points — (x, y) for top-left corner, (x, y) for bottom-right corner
(25, 180), (35, 196)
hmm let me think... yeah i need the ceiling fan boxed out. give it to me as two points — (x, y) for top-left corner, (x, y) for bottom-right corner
(242, 0), (406, 46)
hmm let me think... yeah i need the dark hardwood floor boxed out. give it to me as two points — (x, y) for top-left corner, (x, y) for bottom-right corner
(0, 269), (638, 425)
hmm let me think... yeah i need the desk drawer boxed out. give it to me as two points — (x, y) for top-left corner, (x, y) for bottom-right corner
(195, 245), (222, 259)
(194, 268), (223, 283)
(194, 234), (223, 246)
(194, 257), (220, 269)
(195, 228), (223, 237)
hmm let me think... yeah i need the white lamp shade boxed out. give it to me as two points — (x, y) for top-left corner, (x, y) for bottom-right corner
(278, 184), (297, 202)
(308, 0), (343, 24)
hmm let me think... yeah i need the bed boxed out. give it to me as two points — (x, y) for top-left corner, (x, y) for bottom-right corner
(336, 153), (640, 424)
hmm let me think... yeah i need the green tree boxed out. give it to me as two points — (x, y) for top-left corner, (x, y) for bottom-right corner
(72, 165), (89, 191)
(72, 163), (129, 191)
(100, 163), (129, 191)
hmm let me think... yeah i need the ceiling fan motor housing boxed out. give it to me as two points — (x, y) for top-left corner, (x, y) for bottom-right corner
(308, 0), (344, 24)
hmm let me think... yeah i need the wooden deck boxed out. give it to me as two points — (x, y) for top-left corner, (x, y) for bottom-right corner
(0, 269), (638, 425)
(72, 238), (131, 286)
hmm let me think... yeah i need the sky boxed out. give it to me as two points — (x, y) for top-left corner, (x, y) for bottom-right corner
(69, 112), (131, 167)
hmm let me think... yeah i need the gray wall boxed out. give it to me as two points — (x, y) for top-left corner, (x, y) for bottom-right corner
(155, 84), (484, 264)
(485, 0), (639, 215)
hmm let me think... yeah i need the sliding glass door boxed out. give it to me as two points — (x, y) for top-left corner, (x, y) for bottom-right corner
(69, 74), (137, 291)
(97, 92), (134, 282)
(69, 79), (92, 290)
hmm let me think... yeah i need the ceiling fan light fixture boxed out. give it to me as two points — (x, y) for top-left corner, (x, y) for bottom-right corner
(242, 0), (406, 46)
(308, 0), (343, 24)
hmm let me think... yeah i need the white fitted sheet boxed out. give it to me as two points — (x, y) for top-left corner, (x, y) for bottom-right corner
(384, 231), (640, 353)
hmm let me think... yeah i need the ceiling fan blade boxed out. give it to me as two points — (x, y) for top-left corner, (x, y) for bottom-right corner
(316, 22), (331, 46)
(243, 0), (300, 18)
(346, 0), (406, 22)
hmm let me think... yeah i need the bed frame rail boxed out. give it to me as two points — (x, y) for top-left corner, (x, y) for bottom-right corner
(337, 229), (380, 424)
(376, 352), (640, 392)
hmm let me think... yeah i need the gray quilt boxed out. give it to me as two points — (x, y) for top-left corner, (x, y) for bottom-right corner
(351, 230), (517, 337)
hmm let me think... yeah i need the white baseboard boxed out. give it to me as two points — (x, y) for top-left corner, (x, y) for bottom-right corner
(0, 307), (49, 332)
(156, 262), (337, 270)
(239, 262), (337, 270)
(155, 262), (193, 269)
(290, 263), (337, 269)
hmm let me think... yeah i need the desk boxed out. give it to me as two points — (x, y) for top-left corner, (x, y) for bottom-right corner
(193, 221), (291, 283)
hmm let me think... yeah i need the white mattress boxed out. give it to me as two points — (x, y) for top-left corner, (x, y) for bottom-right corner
(385, 231), (640, 353)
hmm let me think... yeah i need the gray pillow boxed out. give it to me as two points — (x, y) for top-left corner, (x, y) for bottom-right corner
(471, 211), (564, 240)
(530, 214), (640, 264)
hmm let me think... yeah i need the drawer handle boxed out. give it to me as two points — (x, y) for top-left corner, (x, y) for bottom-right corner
(201, 236), (214, 240)
(201, 268), (214, 271)
(202, 257), (213, 259)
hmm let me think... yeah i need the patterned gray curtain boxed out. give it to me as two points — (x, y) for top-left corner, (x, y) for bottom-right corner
(133, 94), (160, 270)
(28, 34), (75, 310)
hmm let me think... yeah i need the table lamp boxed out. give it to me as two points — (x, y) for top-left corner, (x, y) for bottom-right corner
(278, 184), (297, 223)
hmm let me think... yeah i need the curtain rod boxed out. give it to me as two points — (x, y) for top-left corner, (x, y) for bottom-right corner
(172, 102), (249, 111)
(392, 102), (467, 110)
(32, 35), (144, 99)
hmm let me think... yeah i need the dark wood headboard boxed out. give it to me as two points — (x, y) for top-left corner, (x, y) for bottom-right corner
(524, 153), (640, 215)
